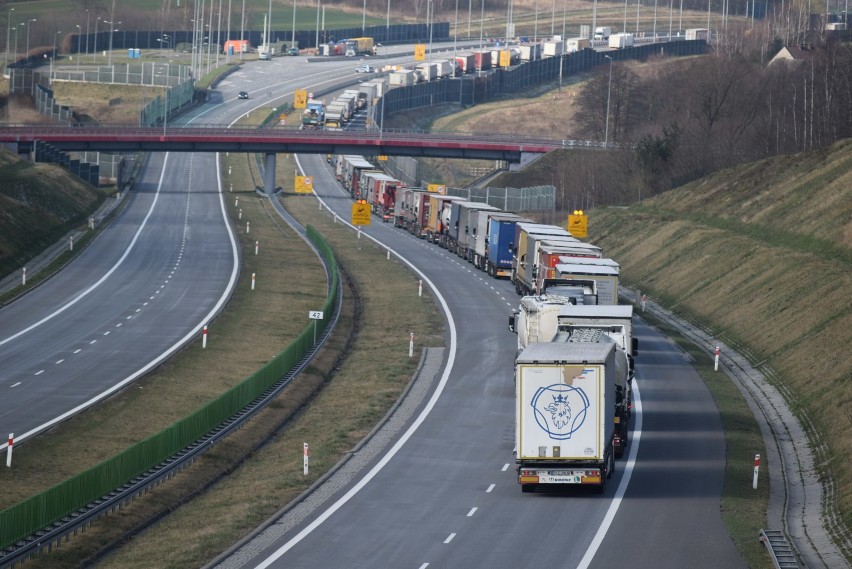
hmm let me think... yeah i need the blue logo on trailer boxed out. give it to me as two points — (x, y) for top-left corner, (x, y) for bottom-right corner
(531, 384), (590, 440)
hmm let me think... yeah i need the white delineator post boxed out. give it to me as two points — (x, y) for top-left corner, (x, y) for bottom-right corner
(418, 279), (423, 297)
(238, 209), (242, 220)
(641, 294), (647, 312)
(714, 346), (721, 371)
(22, 267), (26, 286)
(235, 196), (239, 207)
(6, 434), (13, 468)
(251, 273), (256, 290)
(303, 443), (309, 475)
(246, 221), (250, 234)
(255, 241), (259, 255)
(202, 325), (208, 349)
(753, 454), (760, 489)
(69, 236), (74, 251)
(409, 332), (414, 357)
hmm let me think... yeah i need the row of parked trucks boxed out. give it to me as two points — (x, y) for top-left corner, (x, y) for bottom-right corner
(328, 153), (638, 493)
(303, 84), (383, 129)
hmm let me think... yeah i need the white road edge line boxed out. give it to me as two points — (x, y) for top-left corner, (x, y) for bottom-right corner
(252, 156), (459, 569)
(0, 153), (240, 452)
(575, 380), (643, 569)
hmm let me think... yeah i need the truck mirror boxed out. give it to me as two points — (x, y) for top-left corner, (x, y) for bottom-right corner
(509, 312), (517, 333)
(631, 337), (639, 357)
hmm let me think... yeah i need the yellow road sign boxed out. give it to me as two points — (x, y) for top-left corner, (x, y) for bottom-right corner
(351, 200), (372, 225)
(499, 50), (511, 68)
(295, 175), (313, 194)
(568, 213), (588, 238)
(415, 44), (427, 61)
(377, 155), (388, 161)
(427, 183), (447, 194)
(294, 89), (308, 109)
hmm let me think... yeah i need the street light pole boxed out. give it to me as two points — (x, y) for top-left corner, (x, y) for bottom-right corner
(94, 17), (100, 62)
(604, 54), (613, 149)
(106, 21), (121, 67)
(51, 30), (61, 84)
(5, 8), (15, 72)
(25, 18), (37, 64)
(75, 25), (81, 69)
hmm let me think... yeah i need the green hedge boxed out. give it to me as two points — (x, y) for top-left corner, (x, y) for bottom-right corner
(0, 225), (338, 549)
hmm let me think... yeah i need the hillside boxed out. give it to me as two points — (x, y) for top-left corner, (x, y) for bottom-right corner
(591, 139), (852, 541)
(0, 146), (105, 279)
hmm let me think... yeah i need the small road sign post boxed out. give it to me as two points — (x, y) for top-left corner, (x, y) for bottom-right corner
(309, 310), (324, 344)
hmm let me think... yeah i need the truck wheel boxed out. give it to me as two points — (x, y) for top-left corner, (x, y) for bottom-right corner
(521, 484), (537, 493)
(607, 449), (615, 479)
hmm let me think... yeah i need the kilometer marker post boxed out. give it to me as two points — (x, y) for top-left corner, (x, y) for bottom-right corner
(714, 346), (721, 371)
(303, 443), (309, 475)
(6, 433), (12, 468)
(753, 454), (760, 489)
(202, 325), (208, 349)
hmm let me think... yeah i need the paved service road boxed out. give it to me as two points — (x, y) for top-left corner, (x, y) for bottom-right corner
(218, 153), (747, 569)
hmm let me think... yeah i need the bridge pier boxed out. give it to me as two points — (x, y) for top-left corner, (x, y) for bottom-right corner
(262, 153), (276, 194)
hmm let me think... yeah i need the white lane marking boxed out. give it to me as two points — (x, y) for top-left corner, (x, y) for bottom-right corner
(444, 533), (456, 544)
(89, 340), (97, 344)
(115, 323), (122, 327)
(418, 564), (429, 569)
(466, 507), (477, 517)
(253, 156), (459, 569)
(125, 316), (132, 320)
(0, 154), (240, 452)
(73, 349), (82, 354)
(103, 331), (110, 336)
(0, 160), (168, 348)
(501, 463), (510, 472)
(11, 382), (21, 388)
(486, 484), (495, 493)
(55, 359), (64, 364)
(34, 370), (44, 376)
(135, 308), (142, 313)
(575, 381), (643, 569)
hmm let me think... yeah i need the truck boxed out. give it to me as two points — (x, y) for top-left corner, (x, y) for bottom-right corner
(454, 53), (476, 74)
(301, 99), (325, 128)
(535, 242), (607, 292)
(519, 43), (542, 61)
(510, 299), (637, 361)
(414, 62), (437, 82)
(389, 70), (417, 86)
(361, 171), (402, 221)
(547, 260), (621, 304)
(566, 37), (590, 52)
(451, 201), (500, 257)
(609, 32), (634, 48)
(411, 191), (433, 238)
(515, 234), (592, 296)
(542, 40), (564, 57)
(342, 89), (366, 110)
(323, 104), (346, 129)
(512, 223), (573, 295)
(473, 50), (492, 71)
(433, 59), (454, 79)
(426, 195), (466, 244)
(685, 28), (710, 41)
(516, 340), (628, 493)
(593, 26), (612, 40)
(345, 37), (376, 57)
(394, 187), (427, 232)
(482, 213), (530, 279)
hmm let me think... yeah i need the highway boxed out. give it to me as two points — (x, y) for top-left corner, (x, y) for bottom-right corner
(218, 152), (747, 569)
(2, 45), (746, 568)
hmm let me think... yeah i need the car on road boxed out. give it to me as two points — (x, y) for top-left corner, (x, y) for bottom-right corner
(355, 64), (375, 74)
(238, 91), (249, 99)
(287, 47), (299, 56)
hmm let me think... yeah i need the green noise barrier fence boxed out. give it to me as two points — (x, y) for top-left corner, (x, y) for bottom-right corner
(0, 225), (339, 549)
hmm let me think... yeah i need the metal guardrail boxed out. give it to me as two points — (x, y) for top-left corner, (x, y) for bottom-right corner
(760, 529), (800, 568)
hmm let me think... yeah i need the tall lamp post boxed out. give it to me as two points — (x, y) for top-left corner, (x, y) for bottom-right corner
(105, 20), (120, 66)
(5, 7), (15, 72)
(93, 17), (101, 62)
(604, 54), (613, 148)
(24, 18), (37, 65)
(75, 25), (81, 69)
(50, 30), (61, 83)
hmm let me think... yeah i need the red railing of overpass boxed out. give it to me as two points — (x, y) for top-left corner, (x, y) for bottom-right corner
(0, 124), (607, 158)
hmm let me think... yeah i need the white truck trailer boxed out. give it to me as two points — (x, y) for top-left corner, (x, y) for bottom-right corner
(516, 341), (627, 493)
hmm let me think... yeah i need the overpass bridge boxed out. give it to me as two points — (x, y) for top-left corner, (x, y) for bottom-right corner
(0, 125), (610, 192)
